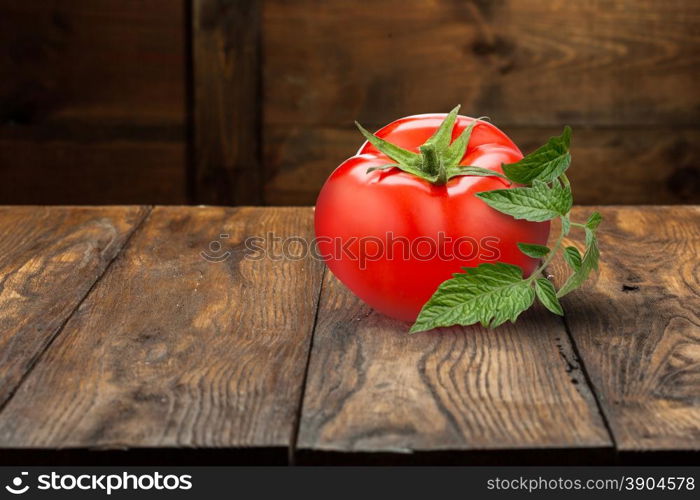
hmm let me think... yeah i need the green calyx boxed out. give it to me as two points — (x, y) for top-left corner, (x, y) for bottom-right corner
(356, 105), (499, 185)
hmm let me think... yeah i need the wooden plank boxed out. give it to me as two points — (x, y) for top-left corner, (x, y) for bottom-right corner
(264, 126), (700, 206)
(0, 207), (323, 457)
(264, 0), (699, 128)
(0, 0), (186, 203)
(0, 206), (149, 408)
(554, 206), (700, 452)
(297, 272), (612, 464)
(193, 0), (262, 205)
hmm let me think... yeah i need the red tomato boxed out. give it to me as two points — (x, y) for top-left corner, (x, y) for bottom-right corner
(315, 113), (550, 322)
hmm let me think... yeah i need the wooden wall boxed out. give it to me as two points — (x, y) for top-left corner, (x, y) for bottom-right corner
(1, 0), (698, 205)
(262, 0), (700, 205)
(0, 0), (187, 204)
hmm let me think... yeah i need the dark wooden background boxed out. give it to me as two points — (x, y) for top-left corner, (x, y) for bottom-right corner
(1, 0), (698, 206)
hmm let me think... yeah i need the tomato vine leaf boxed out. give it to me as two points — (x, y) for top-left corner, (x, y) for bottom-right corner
(410, 263), (535, 333)
(517, 242), (550, 258)
(534, 278), (564, 316)
(410, 122), (602, 332)
(556, 226), (600, 298)
(563, 246), (582, 272)
(476, 180), (573, 222)
(502, 126), (572, 184)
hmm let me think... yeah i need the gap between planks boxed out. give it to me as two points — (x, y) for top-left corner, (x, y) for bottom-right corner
(288, 264), (327, 465)
(547, 266), (619, 457)
(0, 206), (153, 415)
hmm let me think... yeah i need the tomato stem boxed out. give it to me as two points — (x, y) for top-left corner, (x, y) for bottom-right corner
(419, 143), (447, 185)
(527, 215), (567, 283)
(357, 107), (484, 186)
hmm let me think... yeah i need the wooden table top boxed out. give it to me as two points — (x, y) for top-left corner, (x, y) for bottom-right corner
(0, 205), (698, 465)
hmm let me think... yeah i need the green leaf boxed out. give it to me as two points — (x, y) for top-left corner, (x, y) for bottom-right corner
(557, 228), (600, 297)
(534, 278), (564, 315)
(446, 165), (510, 182)
(502, 126), (572, 184)
(517, 242), (550, 258)
(586, 211), (602, 230)
(355, 121), (421, 166)
(410, 263), (535, 333)
(476, 180), (573, 222)
(563, 246), (582, 271)
(585, 227), (600, 271)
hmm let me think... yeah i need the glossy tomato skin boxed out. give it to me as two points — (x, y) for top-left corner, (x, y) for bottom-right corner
(315, 114), (550, 322)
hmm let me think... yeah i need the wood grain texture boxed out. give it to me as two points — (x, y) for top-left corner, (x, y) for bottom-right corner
(264, 0), (699, 127)
(297, 272), (611, 462)
(0, 206), (149, 408)
(0, 0), (186, 203)
(263, 0), (700, 206)
(193, 0), (262, 205)
(0, 207), (323, 453)
(264, 126), (700, 206)
(553, 206), (700, 451)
